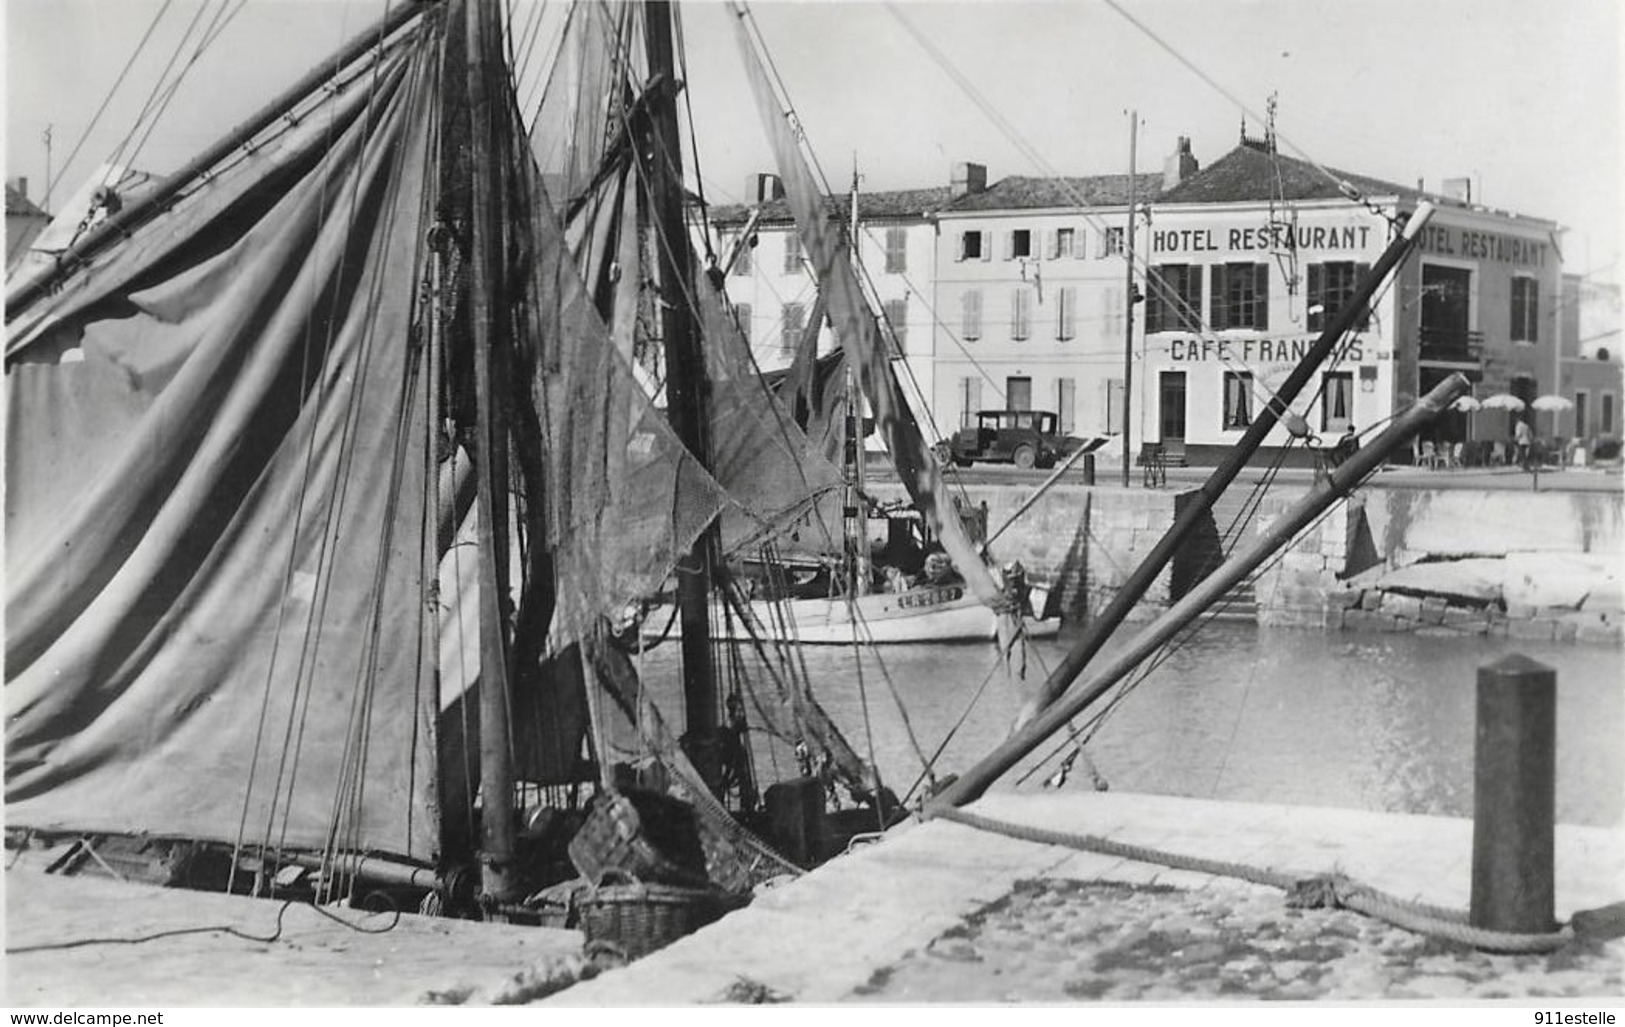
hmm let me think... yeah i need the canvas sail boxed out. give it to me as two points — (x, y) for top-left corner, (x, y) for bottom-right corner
(5, 25), (445, 858)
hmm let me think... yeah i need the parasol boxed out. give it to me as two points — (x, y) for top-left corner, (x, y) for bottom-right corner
(1479, 393), (1526, 412)
(1450, 396), (1482, 412)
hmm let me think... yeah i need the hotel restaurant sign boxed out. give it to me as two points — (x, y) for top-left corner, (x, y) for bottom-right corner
(1151, 218), (1551, 268)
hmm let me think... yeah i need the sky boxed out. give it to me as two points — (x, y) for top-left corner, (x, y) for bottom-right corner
(5, 0), (1621, 283)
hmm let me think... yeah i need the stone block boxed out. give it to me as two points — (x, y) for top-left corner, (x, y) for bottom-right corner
(1420, 597), (1448, 625)
(1382, 594), (1424, 621)
(1329, 589), (1363, 610)
(1324, 607), (1345, 629)
(1359, 590), (1383, 611)
(1507, 619), (1557, 642)
(1552, 619), (1579, 643)
(1577, 621), (1624, 645)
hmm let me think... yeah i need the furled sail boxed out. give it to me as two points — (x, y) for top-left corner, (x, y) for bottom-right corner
(731, 6), (1021, 645)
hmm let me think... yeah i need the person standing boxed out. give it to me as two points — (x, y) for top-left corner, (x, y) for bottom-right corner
(1514, 417), (1532, 469)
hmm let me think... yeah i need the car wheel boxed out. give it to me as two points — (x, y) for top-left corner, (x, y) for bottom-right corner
(1013, 444), (1037, 470)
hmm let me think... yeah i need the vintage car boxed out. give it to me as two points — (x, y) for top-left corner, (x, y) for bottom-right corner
(936, 409), (1093, 469)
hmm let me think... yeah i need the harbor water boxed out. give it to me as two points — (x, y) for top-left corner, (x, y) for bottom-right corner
(630, 623), (1624, 828)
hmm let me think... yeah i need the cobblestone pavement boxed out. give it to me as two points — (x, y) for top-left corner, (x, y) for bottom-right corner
(852, 877), (1625, 1002)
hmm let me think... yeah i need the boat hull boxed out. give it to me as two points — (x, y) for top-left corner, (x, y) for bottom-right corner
(651, 585), (1059, 644)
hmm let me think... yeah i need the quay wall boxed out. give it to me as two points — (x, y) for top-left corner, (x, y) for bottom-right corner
(1253, 486), (1624, 644)
(873, 480), (1623, 644)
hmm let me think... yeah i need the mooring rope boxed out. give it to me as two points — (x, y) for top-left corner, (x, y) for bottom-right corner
(934, 807), (1576, 954)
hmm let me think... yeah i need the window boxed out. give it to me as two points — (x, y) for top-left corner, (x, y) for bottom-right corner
(1008, 229), (1033, 259)
(1053, 227), (1077, 260)
(1100, 285), (1124, 340)
(1145, 264), (1202, 333)
(961, 289), (983, 341)
(1011, 288), (1033, 341)
(1007, 376), (1033, 411)
(730, 231), (753, 275)
(884, 226), (907, 273)
(960, 230), (988, 261)
(1210, 262), (1269, 330)
(1057, 377), (1076, 433)
(882, 297), (908, 355)
(1104, 377), (1125, 434)
(733, 302), (752, 343)
(1222, 372), (1253, 429)
(959, 377), (983, 427)
(780, 301), (805, 358)
(1576, 390), (1590, 437)
(1511, 276), (1539, 343)
(1603, 392), (1616, 435)
(1306, 261), (1370, 332)
(1055, 286), (1077, 341)
(1321, 371), (1354, 432)
(1102, 226), (1124, 257)
(783, 233), (803, 274)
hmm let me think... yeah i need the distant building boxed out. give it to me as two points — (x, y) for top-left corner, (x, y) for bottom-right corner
(1143, 133), (1563, 464)
(1557, 272), (1622, 444)
(6, 177), (51, 271)
(700, 133), (1572, 467)
(706, 173), (948, 427)
(931, 158), (1171, 437)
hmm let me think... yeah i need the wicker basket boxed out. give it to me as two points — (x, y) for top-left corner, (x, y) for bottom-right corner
(579, 872), (743, 959)
(568, 788), (709, 888)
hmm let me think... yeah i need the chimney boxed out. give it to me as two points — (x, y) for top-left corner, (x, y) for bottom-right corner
(951, 162), (987, 198)
(1162, 137), (1198, 191)
(12, 176), (27, 201)
(1441, 176), (1472, 203)
(747, 172), (784, 203)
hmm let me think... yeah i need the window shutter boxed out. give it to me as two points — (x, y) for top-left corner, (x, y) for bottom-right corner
(1353, 262), (1371, 330)
(1003, 231), (1014, 260)
(1209, 264), (1228, 331)
(1144, 271), (1162, 334)
(980, 232), (992, 262)
(1306, 263), (1324, 331)
(1254, 263), (1270, 330)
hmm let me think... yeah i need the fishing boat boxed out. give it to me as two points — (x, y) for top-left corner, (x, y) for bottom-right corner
(4, 0), (1042, 945)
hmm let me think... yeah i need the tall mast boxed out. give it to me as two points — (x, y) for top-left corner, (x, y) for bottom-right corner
(643, 0), (720, 742)
(1121, 111), (1138, 488)
(463, 0), (518, 904)
(846, 160), (872, 596)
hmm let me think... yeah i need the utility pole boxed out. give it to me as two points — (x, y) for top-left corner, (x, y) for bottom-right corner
(1121, 110), (1139, 488)
(43, 125), (53, 212)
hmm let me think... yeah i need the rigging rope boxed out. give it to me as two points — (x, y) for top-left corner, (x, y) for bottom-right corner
(935, 807), (1576, 954)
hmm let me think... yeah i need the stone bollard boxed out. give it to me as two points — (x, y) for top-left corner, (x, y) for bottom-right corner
(1470, 653), (1556, 934)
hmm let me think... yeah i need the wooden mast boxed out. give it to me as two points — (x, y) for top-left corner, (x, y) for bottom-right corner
(643, 0), (721, 744)
(463, 0), (518, 904)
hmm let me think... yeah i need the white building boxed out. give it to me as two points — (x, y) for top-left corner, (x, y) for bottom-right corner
(1146, 137), (1564, 464)
(929, 159), (1171, 440)
(704, 175), (947, 432)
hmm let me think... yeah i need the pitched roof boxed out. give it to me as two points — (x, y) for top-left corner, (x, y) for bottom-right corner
(708, 185), (953, 227)
(1158, 143), (1447, 209)
(941, 172), (1165, 213)
(6, 182), (48, 218)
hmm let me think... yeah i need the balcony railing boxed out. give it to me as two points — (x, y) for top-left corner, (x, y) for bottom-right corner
(1419, 326), (1485, 364)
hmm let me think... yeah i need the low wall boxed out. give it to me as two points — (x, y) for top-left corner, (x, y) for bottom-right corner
(868, 481), (1189, 621)
(1253, 486), (1624, 644)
